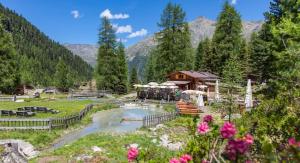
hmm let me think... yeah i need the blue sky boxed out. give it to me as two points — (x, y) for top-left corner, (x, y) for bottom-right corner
(0, 0), (271, 47)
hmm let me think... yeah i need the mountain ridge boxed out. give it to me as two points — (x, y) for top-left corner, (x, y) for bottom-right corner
(64, 17), (263, 76)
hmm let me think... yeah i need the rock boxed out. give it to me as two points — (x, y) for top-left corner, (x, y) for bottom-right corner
(152, 139), (157, 144)
(158, 134), (183, 151)
(0, 139), (39, 159)
(129, 144), (139, 148)
(155, 124), (165, 129)
(91, 146), (103, 152)
(75, 154), (93, 161)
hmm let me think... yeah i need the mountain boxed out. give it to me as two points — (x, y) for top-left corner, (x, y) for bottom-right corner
(64, 44), (98, 67)
(64, 17), (263, 77)
(0, 3), (93, 86)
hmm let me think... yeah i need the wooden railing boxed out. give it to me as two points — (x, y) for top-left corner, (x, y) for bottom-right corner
(0, 104), (94, 130)
(142, 112), (178, 127)
(0, 96), (14, 102)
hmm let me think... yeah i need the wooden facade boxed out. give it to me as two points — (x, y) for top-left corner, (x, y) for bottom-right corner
(167, 71), (219, 91)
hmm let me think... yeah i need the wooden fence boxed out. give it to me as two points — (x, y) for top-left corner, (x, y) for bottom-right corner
(0, 104), (94, 130)
(142, 112), (178, 127)
(0, 96), (14, 102)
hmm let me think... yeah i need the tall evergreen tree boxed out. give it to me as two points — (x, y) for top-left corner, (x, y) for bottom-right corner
(194, 38), (212, 71)
(155, 3), (193, 81)
(130, 67), (139, 88)
(144, 49), (157, 83)
(96, 17), (119, 91)
(211, 1), (243, 75)
(116, 42), (128, 94)
(54, 58), (70, 91)
(0, 16), (18, 93)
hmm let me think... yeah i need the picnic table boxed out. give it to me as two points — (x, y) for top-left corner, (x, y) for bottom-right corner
(0, 110), (16, 116)
(16, 111), (36, 117)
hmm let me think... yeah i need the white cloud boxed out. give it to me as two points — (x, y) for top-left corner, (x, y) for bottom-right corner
(113, 24), (132, 33)
(100, 9), (129, 19)
(116, 38), (128, 43)
(71, 10), (80, 19)
(127, 29), (148, 38)
(231, 0), (237, 5)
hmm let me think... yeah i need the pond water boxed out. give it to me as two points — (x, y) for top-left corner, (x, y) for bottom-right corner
(51, 103), (164, 149)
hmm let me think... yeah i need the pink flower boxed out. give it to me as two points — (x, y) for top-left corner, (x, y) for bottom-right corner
(203, 115), (213, 123)
(202, 159), (209, 163)
(197, 122), (210, 134)
(225, 139), (250, 160)
(170, 158), (180, 163)
(220, 122), (237, 139)
(288, 137), (300, 147)
(127, 147), (139, 162)
(179, 154), (192, 163)
(245, 160), (252, 163)
(243, 134), (254, 145)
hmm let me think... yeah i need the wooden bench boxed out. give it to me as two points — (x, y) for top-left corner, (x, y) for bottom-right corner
(176, 102), (202, 116)
(0, 110), (16, 116)
(16, 111), (36, 117)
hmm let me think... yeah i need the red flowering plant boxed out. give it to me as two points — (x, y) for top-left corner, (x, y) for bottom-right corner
(185, 115), (254, 162)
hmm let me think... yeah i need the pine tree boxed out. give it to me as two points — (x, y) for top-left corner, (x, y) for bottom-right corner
(144, 49), (157, 83)
(130, 67), (139, 88)
(211, 1), (243, 75)
(54, 58), (69, 91)
(0, 16), (18, 93)
(155, 3), (193, 81)
(116, 42), (128, 94)
(96, 17), (118, 91)
(194, 38), (212, 71)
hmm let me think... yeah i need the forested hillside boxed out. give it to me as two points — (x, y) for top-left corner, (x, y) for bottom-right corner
(0, 4), (93, 87)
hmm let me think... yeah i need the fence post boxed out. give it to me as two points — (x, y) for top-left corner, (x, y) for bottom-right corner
(49, 118), (52, 131)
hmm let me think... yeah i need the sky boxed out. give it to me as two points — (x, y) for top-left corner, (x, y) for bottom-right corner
(0, 0), (271, 47)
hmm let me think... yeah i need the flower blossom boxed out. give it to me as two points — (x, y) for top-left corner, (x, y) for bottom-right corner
(288, 137), (300, 147)
(201, 159), (209, 163)
(127, 147), (139, 162)
(220, 122), (237, 139)
(203, 115), (213, 123)
(243, 134), (254, 145)
(170, 158), (180, 163)
(225, 138), (251, 160)
(197, 122), (210, 134)
(179, 154), (192, 163)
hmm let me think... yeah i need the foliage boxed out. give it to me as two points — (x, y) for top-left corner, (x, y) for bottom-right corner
(211, 1), (244, 76)
(144, 49), (157, 83)
(0, 15), (18, 93)
(96, 17), (128, 94)
(194, 38), (213, 72)
(54, 58), (73, 91)
(129, 67), (139, 88)
(0, 4), (92, 87)
(153, 2), (193, 82)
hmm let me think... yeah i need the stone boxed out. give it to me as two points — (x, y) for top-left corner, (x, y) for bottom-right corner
(91, 146), (103, 152)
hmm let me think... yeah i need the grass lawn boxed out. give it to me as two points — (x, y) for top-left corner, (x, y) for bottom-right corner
(33, 115), (193, 163)
(0, 103), (116, 150)
(0, 99), (93, 118)
(33, 132), (181, 163)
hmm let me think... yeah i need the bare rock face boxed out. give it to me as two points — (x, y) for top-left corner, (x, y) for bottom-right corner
(64, 44), (98, 67)
(0, 139), (39, 163)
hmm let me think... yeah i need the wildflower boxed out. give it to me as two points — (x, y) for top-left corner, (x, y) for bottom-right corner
(225, 139), (250, 160)
(170, 158), (180, 163)
(245, 160), (252, 163)
(127, 147), (139, 162)
(197, 122), (209, 134)
(243, 134), (254, 145)
(203, 115), (213, 123)
(220, 122), (237, 139)
(201, 159), (209, 163)
(179, 154), (192, 163)
(288, 137), (300, 147)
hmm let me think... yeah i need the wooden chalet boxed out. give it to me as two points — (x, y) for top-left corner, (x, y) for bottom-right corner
(167, 71), (219, 91)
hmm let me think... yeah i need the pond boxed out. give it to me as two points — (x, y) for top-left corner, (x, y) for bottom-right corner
(52, 103), (164, 149)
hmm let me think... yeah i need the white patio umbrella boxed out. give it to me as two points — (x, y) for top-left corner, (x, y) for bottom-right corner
(215, 80), (221, 102)
(161, 82), (176, 86)
(245, 79), (253, 111)
(197, 94), (205, 108)
(183, 90), (206, 95)
(168, 85), (179, 89)
(148, 82), (159, 86)
(133, 84), (143, 88)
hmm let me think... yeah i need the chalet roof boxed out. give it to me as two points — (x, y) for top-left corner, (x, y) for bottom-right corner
(167, 81), (191, 85)
(171, 71), (219, 80)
